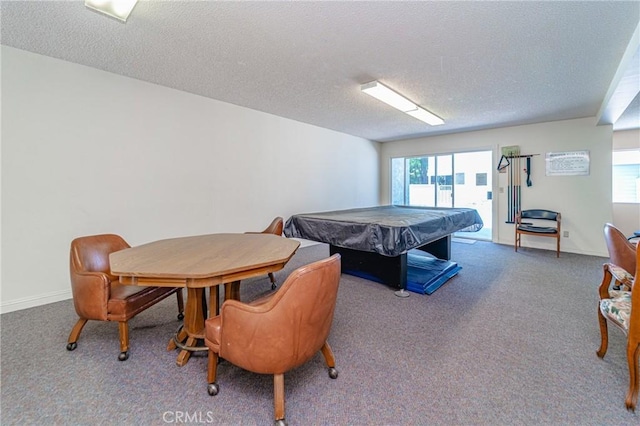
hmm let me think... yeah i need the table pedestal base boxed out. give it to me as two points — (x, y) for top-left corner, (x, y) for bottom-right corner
(167, 286), (222, 366)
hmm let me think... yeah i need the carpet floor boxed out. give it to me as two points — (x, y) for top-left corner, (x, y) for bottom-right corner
(1, 240), (638, 425)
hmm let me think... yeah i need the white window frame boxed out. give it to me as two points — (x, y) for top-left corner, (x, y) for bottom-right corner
(612, 148), (640, 204)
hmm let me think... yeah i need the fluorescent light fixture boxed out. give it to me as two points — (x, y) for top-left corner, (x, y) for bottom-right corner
(85, 0), (138, 22)
(405, 106), (445, 126)
(361, 81), (417, 112)
(361, 80), (444, 126)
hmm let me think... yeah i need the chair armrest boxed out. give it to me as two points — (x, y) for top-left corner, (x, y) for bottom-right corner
(218, 294), (291, 372)
(70, 271), (111, 320)
(599, 263), (634, 299)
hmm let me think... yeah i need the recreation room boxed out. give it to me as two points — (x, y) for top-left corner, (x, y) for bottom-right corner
(2, 2), (640, 425)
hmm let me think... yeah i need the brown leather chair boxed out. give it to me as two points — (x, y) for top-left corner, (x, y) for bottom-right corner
(604, 223), (637, 277)
(514, 209), (561, 257)
(248, 216), (284, 290)
(205, 254), (341, 425)
(66, 234), (184, 361)
(597, 245), (639, 411)
(225, 217), (285, 301)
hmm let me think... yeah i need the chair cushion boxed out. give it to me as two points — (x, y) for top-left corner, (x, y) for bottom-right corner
(107, 284), (176, 321)
(517, 225), (558, 234)
(600, 291), (632, 330)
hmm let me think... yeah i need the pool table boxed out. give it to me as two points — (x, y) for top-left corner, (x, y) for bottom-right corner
(284, 205), (483, 292)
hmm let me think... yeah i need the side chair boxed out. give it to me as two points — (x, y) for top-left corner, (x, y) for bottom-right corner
(66, 234), (184, 361)
(205, 254), (341, 426)
(514, 209), (561, 257)
(597, 242), (639, 411)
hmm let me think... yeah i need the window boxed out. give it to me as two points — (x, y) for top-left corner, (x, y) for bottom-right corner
(612, 149), (640, 203)
(390, 150), (493, 240)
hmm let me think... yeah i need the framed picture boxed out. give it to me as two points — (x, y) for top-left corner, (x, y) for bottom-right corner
(545, 151), (590, 176)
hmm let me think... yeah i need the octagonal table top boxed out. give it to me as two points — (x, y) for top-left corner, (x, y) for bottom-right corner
(110, 233), (300, 286)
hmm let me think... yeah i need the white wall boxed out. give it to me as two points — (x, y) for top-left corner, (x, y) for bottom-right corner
(0, 46), (380, 313)
(612, 129), (640, 237)
(380, 118), (613, 257)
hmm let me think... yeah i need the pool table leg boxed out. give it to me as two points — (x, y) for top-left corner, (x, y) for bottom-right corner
(329, 245), (408, 291)
(329, 234), (452, 296)
(415, 235), (451, 260)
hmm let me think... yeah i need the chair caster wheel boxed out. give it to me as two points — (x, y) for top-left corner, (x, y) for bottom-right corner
(207, 383), (219, 396)
(177, 313), (184, 320)
(275, 419), (287, 426)
(271, 283), (277, 290)
(66, 342), (77, 351)
(118, 351), (129, 361)
(328, 367), (338, 379)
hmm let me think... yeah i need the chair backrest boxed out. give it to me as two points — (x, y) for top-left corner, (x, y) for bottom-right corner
(262, 217), (284, 236)
(604, 223), (637, 275)
(631, 248), (640, 336)
(69, 234), (131, 320)
(520, 209), (559, 221)
(219, 254), (341, 374)
(70, 234), (130, 276)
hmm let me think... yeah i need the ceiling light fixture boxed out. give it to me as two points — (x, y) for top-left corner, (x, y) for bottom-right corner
(361, 81), (444, 126)
(85, 0), (138, 22)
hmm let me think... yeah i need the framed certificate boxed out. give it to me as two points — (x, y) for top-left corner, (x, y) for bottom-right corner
(545, 151), (590, 176)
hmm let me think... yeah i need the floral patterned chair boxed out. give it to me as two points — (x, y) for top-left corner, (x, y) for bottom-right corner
(604, 223), (636, 278)
(597, 245), (639, 411)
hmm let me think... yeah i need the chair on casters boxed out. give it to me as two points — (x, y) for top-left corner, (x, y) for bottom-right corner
(514, 209), (561, 257)
(250, 216), (284, 290)
(205, 254), (341, 426)
(597, 243), (640, 411)
(225, 217), (285, 301)
(66, 234), (184, 361)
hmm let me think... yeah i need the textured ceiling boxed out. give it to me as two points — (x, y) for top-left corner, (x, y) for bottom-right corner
(1, 0), (639, 142)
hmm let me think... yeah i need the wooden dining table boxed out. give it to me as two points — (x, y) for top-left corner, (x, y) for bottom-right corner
(109, 233), (300, 366)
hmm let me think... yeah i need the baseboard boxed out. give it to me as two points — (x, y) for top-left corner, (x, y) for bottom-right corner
(495, 240), (607, 258)
(0, 289), (72, 314)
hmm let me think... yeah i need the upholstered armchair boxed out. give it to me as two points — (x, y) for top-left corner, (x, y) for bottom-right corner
(250, 216), (284, 290)
(604, 223), (637, 277)
(225, 217), (285, 301)
(597, 244), (639, 411)
(205, 254), (341, 425)
(263, 217), (285, 289)
(66, 234), (184, 361)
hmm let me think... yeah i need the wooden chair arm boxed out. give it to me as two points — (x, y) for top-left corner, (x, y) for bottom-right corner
(599, 263), (634, 299)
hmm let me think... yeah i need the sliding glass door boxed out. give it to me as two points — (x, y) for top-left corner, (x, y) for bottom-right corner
(391, 150), (492, 240)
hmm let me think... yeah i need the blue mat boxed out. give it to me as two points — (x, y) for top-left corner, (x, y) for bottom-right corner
(405, 250), (461, 295)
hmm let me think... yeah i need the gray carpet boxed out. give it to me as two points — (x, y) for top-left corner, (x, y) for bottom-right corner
(1, 241), (638, 425)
